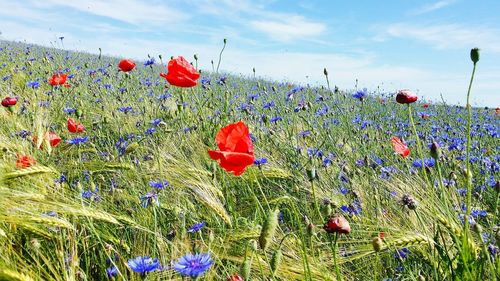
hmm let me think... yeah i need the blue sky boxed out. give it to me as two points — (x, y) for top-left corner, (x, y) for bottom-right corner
(1, 0), (499, 106)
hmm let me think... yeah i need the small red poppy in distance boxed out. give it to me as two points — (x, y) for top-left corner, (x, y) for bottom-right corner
(160, 56), (200, 87)
(33, 132), (61, 149)
(208, 121), (255, 176)
(48, 73), (67, 86)
(227, 274), (244, 281)
(396, 89), (418, 104)
(118, 59), (136, 72)
(16, 154), (36, 169)
(1, 96), (17, 107)
(67, 118), (85, 133)
(391, 136), (410, 157)
(423, 103), (429, 108)
(323, 216), (351, 234)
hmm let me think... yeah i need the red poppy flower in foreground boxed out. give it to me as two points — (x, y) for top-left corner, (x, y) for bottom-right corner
(118, 59), (136, 72)
(16, 154), (36, 169)
(1, 96), (17, 107)
(391, 136), (410, 157)
(323, 216), (351, 234)
(396, 89), (418, 104)
(33, 132), (61, 149)
(67, 118), (85, 133)
(48, 73), (68, 86)
(208, 121), (254, 176)
(160, 56), (200, 87)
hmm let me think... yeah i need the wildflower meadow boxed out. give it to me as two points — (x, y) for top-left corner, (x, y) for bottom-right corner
(0, 40), (498, 280)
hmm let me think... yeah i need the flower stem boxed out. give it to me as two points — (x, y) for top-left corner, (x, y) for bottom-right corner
(464, 62), (477, 238)
(328, 233), (342, 281)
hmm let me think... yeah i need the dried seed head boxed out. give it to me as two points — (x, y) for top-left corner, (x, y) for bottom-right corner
(401, 194), (418, 210)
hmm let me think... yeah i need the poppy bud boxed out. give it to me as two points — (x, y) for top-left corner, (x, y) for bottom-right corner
(249, 239), (258, 252)
(227, 274), (244, 281)
(495, 180), (500, 193)
(223, 38), (227, 44)
(396, 89), (418, 104)
(323, 216), (351, 234)
(372, 237), (383, 252)
(306, 168), (317, 181)
(473, 222), (483, 234)
(470, 48), (480, 63)
(430, 141), (441, 160)
(125, 142), (139, 154)
(76, 109), (83, 118)
(194, 54), (198, 60)
(323, 68), (328, 76)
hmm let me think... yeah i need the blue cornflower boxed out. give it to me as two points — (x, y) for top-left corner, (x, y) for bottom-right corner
(395, 248), (409, 259)
(254, 158), (268, 166)
(63, 107), (76, 114)
(26, 80), (40, 88)
(127, 256), (160, 275)
(67, 136), (89, 145)
(118, 106), (133, 113)
(339, 186), (348, 195)
(173, 253), (213, 277)
(150, 118), (162, 126)
(149, 180), (169, 189)
(299, 130), (311, 137)
(140, 192), (158, 208)
(270, 116), (282, 123)
(145, 127), (156, 135)
(352, 88), (367, 100)
(106, 266), (118, 277)
(187, 221), (206, 233)
(412, 158), (435, 168)
(144, 57), (155, 66)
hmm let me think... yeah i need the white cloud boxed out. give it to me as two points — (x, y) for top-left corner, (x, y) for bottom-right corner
(250, 15), (326, 42)
(412, 0), (456, 15)
(382, 23), (500, 53)
(41, 0), (189, 25)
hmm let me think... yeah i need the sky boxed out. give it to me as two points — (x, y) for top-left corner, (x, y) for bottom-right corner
(0, 0), (499, 106)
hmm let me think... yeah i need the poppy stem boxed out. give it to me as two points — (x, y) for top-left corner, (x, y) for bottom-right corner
(463, 60), (477, 242)
(216, 39), (227, 73)
(328, 233), (342, 281)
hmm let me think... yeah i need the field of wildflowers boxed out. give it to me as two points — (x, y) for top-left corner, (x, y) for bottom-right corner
(0, 40), (498, 280)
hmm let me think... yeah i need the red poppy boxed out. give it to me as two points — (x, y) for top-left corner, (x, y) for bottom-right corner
(391, 136), (410, 157)
(323, 216), (351, 234)
(1, 96), (17, 107)
(160, 56), (200, 87)
(396, 89), (418, 104)
(227, 274), (244, 281)
(33, 132), (61, 149)
(118, 59), (136, 72)
(16, 154), (36, 169)
(208, 121), (254, 176)
(423, 103), (429, 108)
(48, 73), (68, 86)
(64, 83), (71, 88)
(67, 118), (85, 133)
